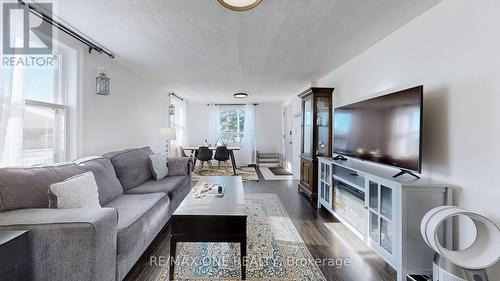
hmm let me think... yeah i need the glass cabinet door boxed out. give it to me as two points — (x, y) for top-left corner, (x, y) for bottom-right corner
(367, 179), (395, 257)
(316, 97), (330, 156)
(319, 161), (332, 208)
(302, 97), (313, 155)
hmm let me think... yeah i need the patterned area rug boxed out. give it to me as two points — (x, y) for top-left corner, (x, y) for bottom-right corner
(192, 165), (259, 182)
(158, 193), (326, 281)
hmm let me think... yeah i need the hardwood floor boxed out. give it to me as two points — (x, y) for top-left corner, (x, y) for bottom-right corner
(124, 177), (396, 281)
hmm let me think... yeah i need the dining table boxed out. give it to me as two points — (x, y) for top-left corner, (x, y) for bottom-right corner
(182, 146), (240, 175)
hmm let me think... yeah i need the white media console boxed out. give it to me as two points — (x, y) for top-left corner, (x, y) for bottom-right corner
(317, 157), (452, 281)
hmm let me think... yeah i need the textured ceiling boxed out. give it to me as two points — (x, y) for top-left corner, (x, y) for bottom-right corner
(51, 0), (441, 103)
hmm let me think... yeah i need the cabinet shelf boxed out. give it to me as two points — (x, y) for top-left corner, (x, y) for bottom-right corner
(333, 175), (365, 193)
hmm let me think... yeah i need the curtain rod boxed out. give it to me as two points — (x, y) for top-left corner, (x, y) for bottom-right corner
(169, 93), (184, 101)
(17, 0), (115, 59)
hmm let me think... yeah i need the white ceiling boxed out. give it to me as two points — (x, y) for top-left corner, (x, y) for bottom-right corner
(52, 0), (441, 103)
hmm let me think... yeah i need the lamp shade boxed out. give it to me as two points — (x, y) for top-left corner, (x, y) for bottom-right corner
(160, 128), (177, 140)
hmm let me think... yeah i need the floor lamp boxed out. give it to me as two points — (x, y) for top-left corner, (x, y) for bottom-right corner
(160, 128), (177, 160)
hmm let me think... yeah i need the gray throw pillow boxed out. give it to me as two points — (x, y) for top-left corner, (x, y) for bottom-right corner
(167, 158), (190, 176)
(149, 153), (168, 180)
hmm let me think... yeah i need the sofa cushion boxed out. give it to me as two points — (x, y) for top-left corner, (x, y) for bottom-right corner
(104, 193), (169, 256)
(126, 176), (188, 196)
(0, 163), (84, 211)
(104, 147), (154, 191)
(75, 156), (123, 205)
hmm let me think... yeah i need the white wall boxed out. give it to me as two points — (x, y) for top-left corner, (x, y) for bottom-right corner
(282, 97), (302, 179)
(254, 104), (283, 154)
(81, 52), (169, 156)
(314, 0), (500, 276)
(187, 103), (282, 165)
(186, 103), (211, 146)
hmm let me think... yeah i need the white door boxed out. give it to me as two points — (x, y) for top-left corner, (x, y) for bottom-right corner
(283, 105), (293, 172)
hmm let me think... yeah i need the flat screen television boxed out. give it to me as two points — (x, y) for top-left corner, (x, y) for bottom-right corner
(333, 86), (423, 172)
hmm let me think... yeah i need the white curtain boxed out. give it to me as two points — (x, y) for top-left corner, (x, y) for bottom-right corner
(241, 104), (256, 165)
(208, 104), (220, 146)
(170, 97), (188, 156)
(0, 62), (26, 167)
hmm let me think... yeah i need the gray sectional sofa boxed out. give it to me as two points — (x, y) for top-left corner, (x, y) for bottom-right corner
(0, 147), (192, 281)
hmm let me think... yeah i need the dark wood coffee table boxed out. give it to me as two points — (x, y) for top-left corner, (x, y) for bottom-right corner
(169, 176), (247, 280)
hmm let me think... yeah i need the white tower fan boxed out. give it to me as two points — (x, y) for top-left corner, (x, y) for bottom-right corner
(421, 206), (500, 281)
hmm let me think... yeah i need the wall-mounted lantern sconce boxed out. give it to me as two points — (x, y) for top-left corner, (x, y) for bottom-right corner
(96, 72), (110, 95)
(169, 104), (176, 116)
(168, 93), (177, 116)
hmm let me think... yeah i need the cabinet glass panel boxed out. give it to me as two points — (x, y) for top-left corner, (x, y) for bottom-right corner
(320, 163), (325, 181)
(321, 182), (325, 201)
(325, 164), (330, 184)
(380, 185), (392, 220)
(332, 184), (339, 211)
(316, 97), (330, 156)
(369, 181), (379, 210)
(369, 211), (379, 242)
(303, 98), (313, 155)
(380, 218), (393, 254)
(325, 185), (330, 203)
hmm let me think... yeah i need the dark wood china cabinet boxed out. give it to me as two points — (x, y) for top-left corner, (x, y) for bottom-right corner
(298, 87), (334, 205)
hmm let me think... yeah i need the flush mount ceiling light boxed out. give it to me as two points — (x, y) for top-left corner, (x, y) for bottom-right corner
(218, 0), (262, 12)
(234, 93), (248, 98)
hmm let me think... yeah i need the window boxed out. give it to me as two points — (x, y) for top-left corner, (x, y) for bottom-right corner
(219, 105), (245, 145)
(22, 52), (67, 166)
(1, 46), (76, 167)
(170, 97), (188, 153)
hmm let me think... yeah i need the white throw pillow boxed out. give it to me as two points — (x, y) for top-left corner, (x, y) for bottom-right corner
(149, 153), (168, 180)
(48, 172), (101, 209)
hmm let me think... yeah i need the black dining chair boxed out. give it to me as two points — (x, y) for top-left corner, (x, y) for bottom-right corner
(195, 146), (213, 174)
(214, 146), (231, 174)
